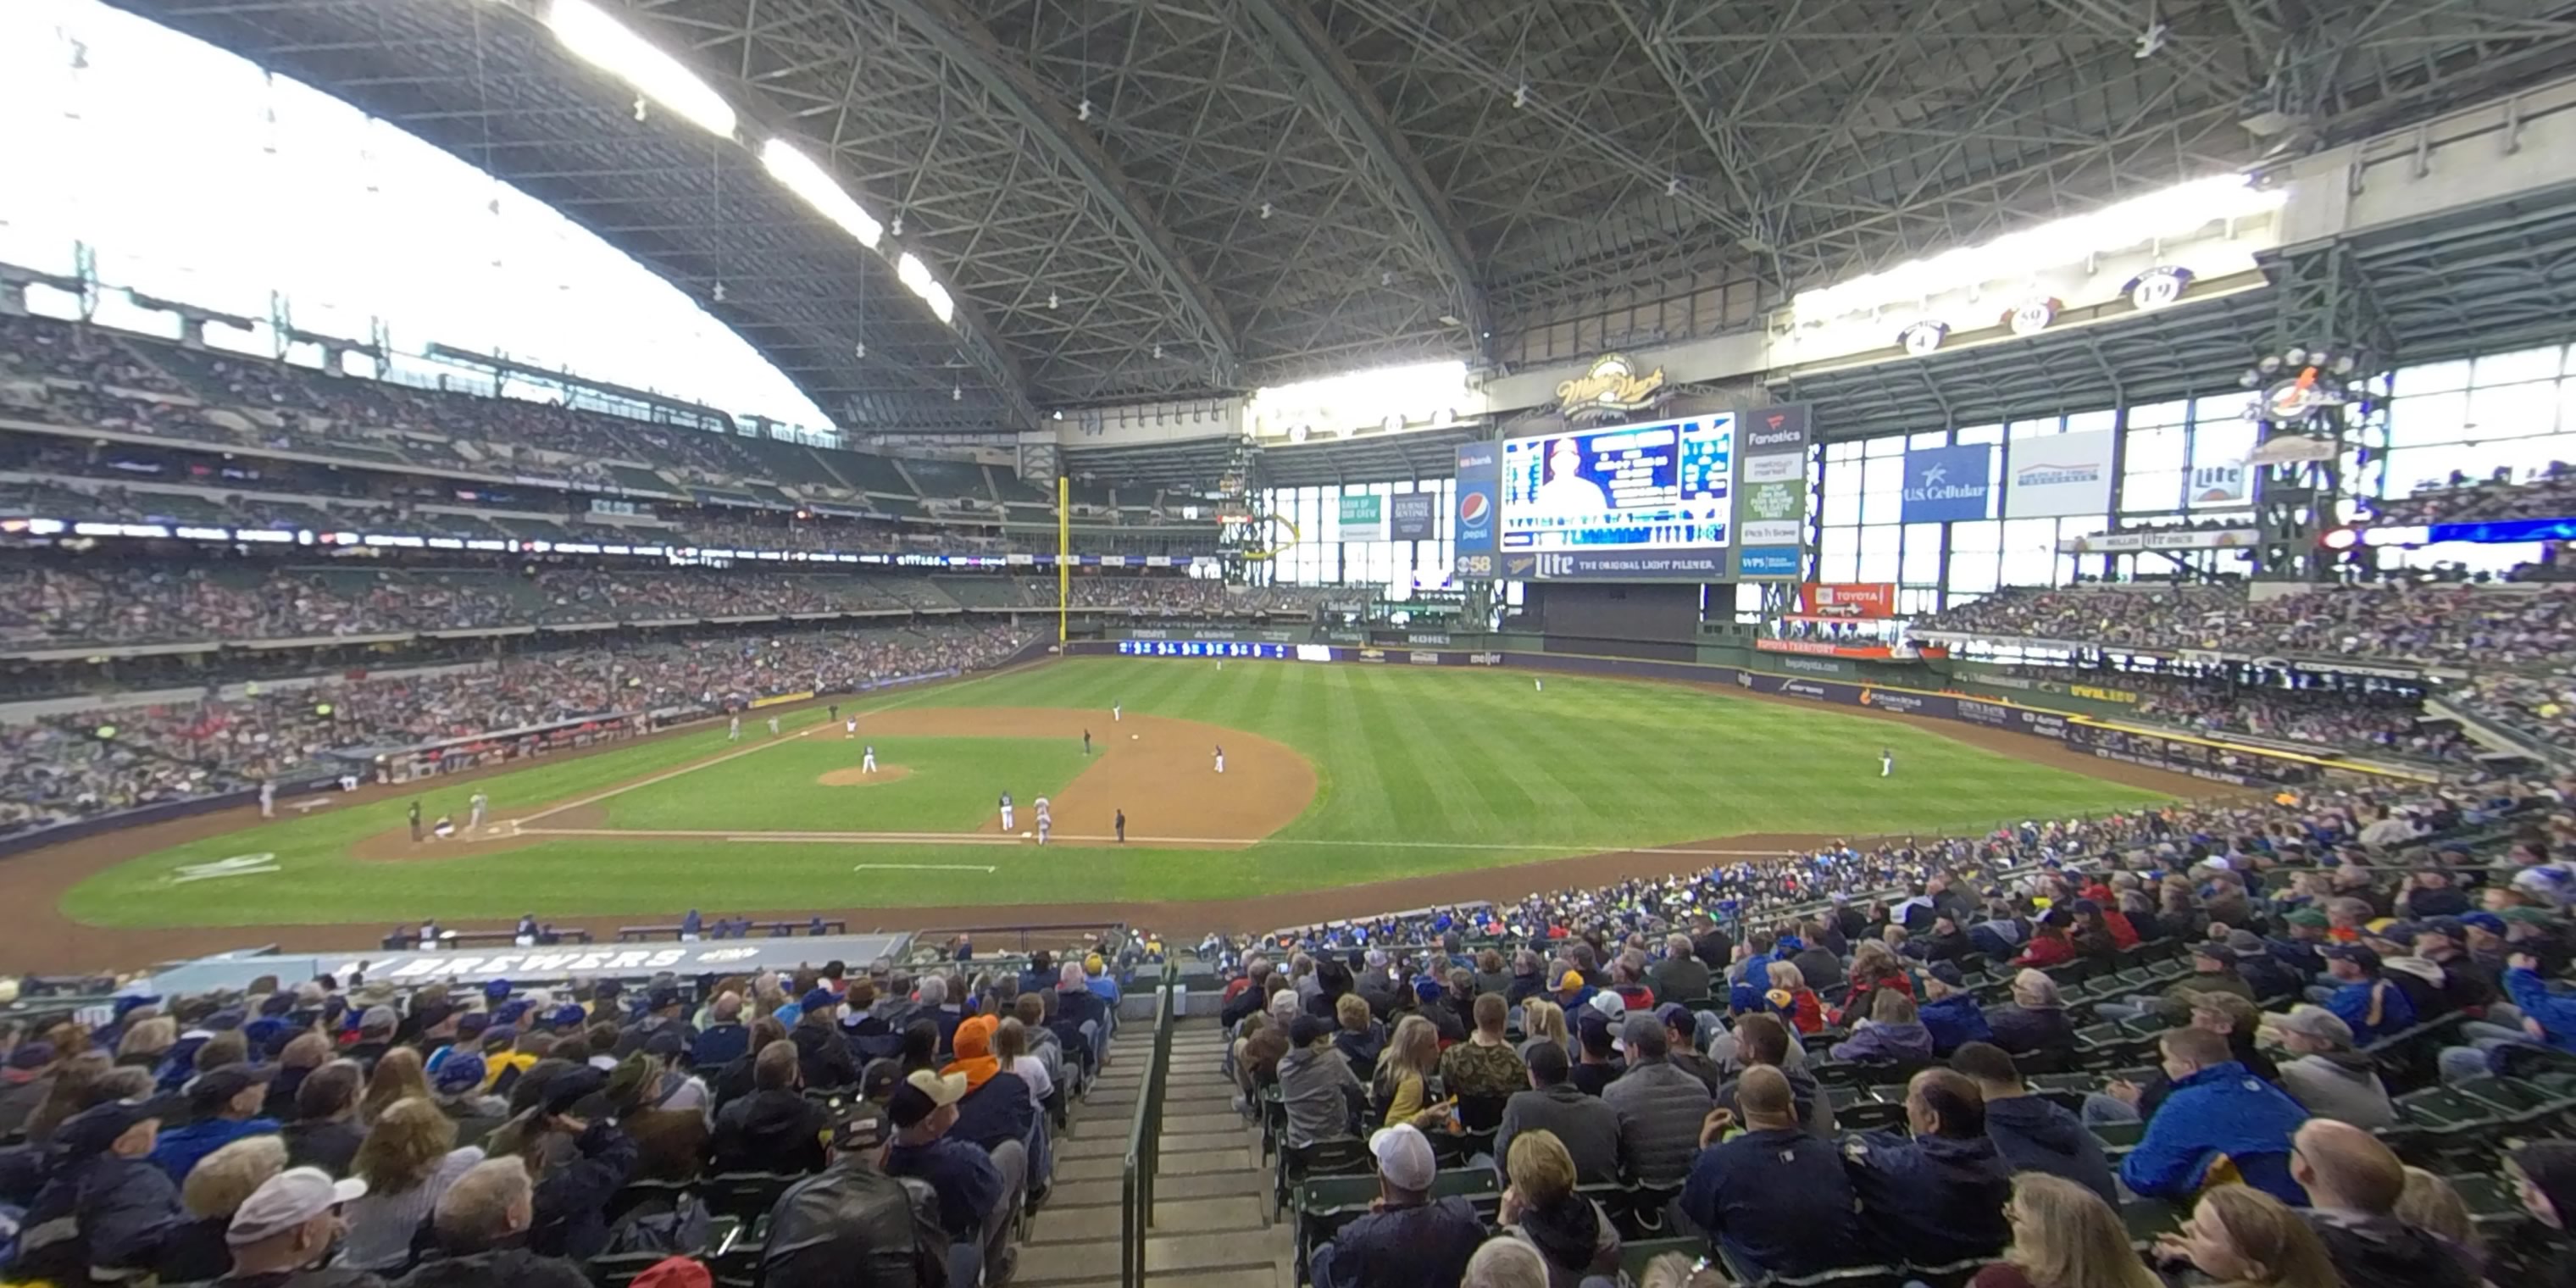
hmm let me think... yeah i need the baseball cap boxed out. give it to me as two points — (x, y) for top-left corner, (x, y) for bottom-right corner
(1368, 1124), (1437, 1192)
(2319, 943), (2381, 972)
(113, 993), (162, 1018)
(1654, 1003), (1697, 1041)
(2284, 909), (2330, 929)
(647, 986), (683, 1012)
(188, 1064), (275, 1113)
(2224, 929), (2268, 959)
(57, 1097), (180, 1156)
(887, 1070), (968, 1128)
(456, 1013), (491, 1041)
(630, 1258), (713, 1288)
(541, 1067), (610, 1118)
(2461, 912), (2507, 935)
(644, 1029), (687, 1060)
(1413, 979), (1443, 1003)
(411, 1002), (455, 1033)
(1288, 1015), (1330, 1048)
(434, 1053), (489, 1093)
(546, 1002), (589, 1030)
(2190, 939), (2230, 963)
(2422, 918), (2468, 944)
(225, 1167), (368, 1246)
(1587, 991), (1624, 1021)
(1557, 970), (1585, 991)
(860, 1059), (902, 1102)
(8, 1041), (57, 1070)
(833, 1102), (892, 1152)
(2501, 907), (2555, 927)
(485, 980), (515, 1002)
(2263, 1004), (2355, 1048)
(799, 987), (839, 1014)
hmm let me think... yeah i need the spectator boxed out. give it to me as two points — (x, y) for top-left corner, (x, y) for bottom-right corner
(358, 1049), (430, 1126)
(2151, 1184), (2340, 1288)
(1308, 1123), (1486, 1288)
(153, 1064), (283, 1183)
(1950, 1042), (2115, 1203)
(2015, 912), (2079, 968)
(1372, 1014), (1443, 1128)
(1518, 999), (1569, 1062)
(941, 1015), (1034, 1161)
(17, 1098), (186, 1281)
(1335, 993), (1387, 1080)
(885, 1069), (1021, 1288)
(337, 1096), (484, 1273)
(1496, 1130), (1619, 1288)
(2440, 947), (2576, 1080)
(1829, 990), (1935, 1067)
(1916, 963), (1994, 1056)
(1494, 1041), (1621, 1187)
(1970, 1173), (2162, 1288)
(2289, 1120), (2479, 1288)
(2396, 1167), (2481, 1260)
(24, 1049), (114, 1145)
(1677, 1065), (1861, 1280)
(2261, 1007), (2393, 1129)
(488, 1067), (638, 1262)
(1762, 962), (1826, 1034)
(0, 1040), (59, 1137)
(1985, 970), (2077, 1057)
(397, 1157), (591, 1288)
(758, 1102), (950, 1288)
(1570, 1015), (1624, 1097)
(1712, 1013), (1831, 1135)
(211, 1165), (375, 1288)
(2119, 1028), (2309, 1205)
(710, 1039), (830, 1175)
(792, 991), (861, 1091)
(1279, 1015), (1363, 1148)
(430, 1055), (510, 1148)
(1463, 1235), (1552, 1288)
(1438, 994), (1529, 1129)
(1840, 1068), (2012, 1266)
(161, 1134), (291, 1283)
(2098, 939), (2256, 1026)
(2318, 944), (2417, 1046)
(1601, 1013), (1711, 1188)
(1650, 935), (1711, 1006)
(2511, 1140), (2576, 1288)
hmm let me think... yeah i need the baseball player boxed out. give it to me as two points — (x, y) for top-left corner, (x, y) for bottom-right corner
(1880, 747), (1895, 778)
(1113, 702), (1122, 723)
(468, 791), (489, 830)
(258, 779), (275, 819)
(1114, 808), (1126, 843)
(862, 745), (878, 774)
(845, 716), (858, 737)
(999, 791), (1015, 832)
(1036, 813), (1052, 846)
(729, 714), (741, 741)
(1213, 744), (1225, 774)
(408, 800), (423, 844)
(1535, 679), (1544, 691)
(430, 813), (456, 841)
(768, 714), (780, 736)
(1082, 730), (1092, 756)
(1034, 797), (1052, 826)
(829, 702), (840, 722)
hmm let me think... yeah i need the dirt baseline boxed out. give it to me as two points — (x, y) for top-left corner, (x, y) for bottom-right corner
(0, 668), (2232, 970)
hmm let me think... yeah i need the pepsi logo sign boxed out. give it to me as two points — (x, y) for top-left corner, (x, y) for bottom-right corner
(1459, 491), (1491, 523)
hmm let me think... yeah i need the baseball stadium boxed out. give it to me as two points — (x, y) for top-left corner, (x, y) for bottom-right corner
(4, 3), (2576, 1288)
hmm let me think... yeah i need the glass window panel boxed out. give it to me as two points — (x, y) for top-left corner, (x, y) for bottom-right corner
(2392, 360), (2472, 396)
(1827, 441), (1862, 463)
(2122, 469), (2183, 514)
(1859, 455), (1906, 525)
(1818, 527), (1860, 584)
(2474, 346), (2563, 387)
(1866, 435), (1908, 458)
(2124, 424), (2187, 470)
(2009, 417), (2062, 439)
(1910, 429), (1950, 448)
(2129, 399), (2190, 428)
(1999, 518), (2057, 586)
(2466, 380), (2560, 441)
(2389, 392), (2469, 447)
(2065, 408), (2116, 434)
(1956, 424), (2005, 445)
(1901, 523), (1942, 586)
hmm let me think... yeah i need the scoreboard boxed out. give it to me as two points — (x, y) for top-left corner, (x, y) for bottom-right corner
(1500, 415), (1734, 552)
(1114, 640), (1296, 658)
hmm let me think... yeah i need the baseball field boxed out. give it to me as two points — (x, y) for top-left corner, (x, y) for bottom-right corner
(15, 658), (2194, 959)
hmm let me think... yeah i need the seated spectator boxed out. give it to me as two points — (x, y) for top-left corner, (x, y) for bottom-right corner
(430, 1055), (509, 1148)
(2096, 938), (2257, 1026)
(941, 1014), (1034, 1160)
(1761, 961), (1826, 1034)
(1497, 1130), (1619, 1288)
(1970, 1173), (2162, 1288)
(2396, 1167), (2481, 1259)
(1334, 993), (1386, 1080)
(1650, 935), (1711, 1007)
(1985, 970), (2077, 1056)
(1829, 990), (1934, 1067)
(1916, 963), (1993, 1056)
(486, 1068), (639, 1262)
(759, 1103), (949, 1288)
(1950, 1042), (2114, 1203)
(2510, 1140), (2576, 1288)
(1308, 1123), (1487, 1288)
(281, 1060), (369, 1176)
(17, 1098), (186, 1281)
(1, 1041), (62, 1137)
(2014, 911), (2078, 968)
(1570, 1015), (1624, 1096)
(2440, 947), (2576, 1081)
(2119, 1028), (2309, 1205)
(160, 1134), (291, 1283)
(1279, 1014), (1363, 1147)
(1840, 1068), (2012, 1266)
(2262, 1006), (2393, 1129)
(1518, 999), (1569, 1063)
(212, 1165), (374, 1288)
(1438, 993), (1530, 1128)
(1712, 1013), (1832, 1135)
(886, 1069), (1022, 1288)
(2151, 1183), (2340, 1288)
(2318, 944), (2416, 1046)
(1679, 1065), (1862, 1279)
(1602, 1013), (1711, 1188)
(397, 1156), (591, 1288)
(690, 992), (750, 1069)
(1838, 942), (1917, 1023)
(154, 1065), (283, 1182)
(337, 1096), (484, 1273)
(709, 1039), (830, 1175)
(792, 992), (861, 1091)
(1655, 1007), (1722, 1096)
(2290, 1120), (2479, 1288)
(1495, 1041), (1621, 1187)
(1372, 1014), (1444, 1127)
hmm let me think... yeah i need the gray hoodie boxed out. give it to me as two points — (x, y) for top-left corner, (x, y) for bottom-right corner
(1277, 1044), (1361, 1147)
(2277, 1050), (2395, 1130)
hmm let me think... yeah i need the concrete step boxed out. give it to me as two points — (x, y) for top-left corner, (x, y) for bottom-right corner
(1163, 1111), (1256, 1135)
(1009, 1227), (1289, 1285)
(1054, 1146), (1252, 1184)
(1030, 1196), (1266, 1243)
(1043, 1169), (1269, 1208)
(1058, 1130), (1252, 1162)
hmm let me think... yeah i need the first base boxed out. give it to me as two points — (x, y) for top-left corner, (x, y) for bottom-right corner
(1020, 830), (1033, 838)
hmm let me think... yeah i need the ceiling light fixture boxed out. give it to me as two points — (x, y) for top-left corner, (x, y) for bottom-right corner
(547, 0), (738, 138)
(1048, 290), (1060, 309)
(1077, 98), (1093, 122)
(1259, 202), (1273, 220)
(759, 137), (884, 248)
(1512, 82), (1528, 109)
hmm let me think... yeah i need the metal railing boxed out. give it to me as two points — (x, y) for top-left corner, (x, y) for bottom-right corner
(1119, 959), (1181, 1288)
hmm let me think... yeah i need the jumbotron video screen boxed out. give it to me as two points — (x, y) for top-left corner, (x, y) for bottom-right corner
(1499, 414), (1735, 551)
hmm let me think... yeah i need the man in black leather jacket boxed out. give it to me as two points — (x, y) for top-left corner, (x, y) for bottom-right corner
(761, 1103), (950, 1288)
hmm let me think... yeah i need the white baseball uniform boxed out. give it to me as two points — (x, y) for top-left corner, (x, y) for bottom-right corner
(1880, 751), (1894, 778)
(729, 716), (741, 741)
(1113, 703), (1122, 722)
(1214, 745), (1225, 774)
(469, 792), (488, 829)
(999, 793), (1015, 831)
(1037, 816), (1052, 845)
(258, 780), (275, 818)
(768, 716), (780, 736)
(846, 718), (858, 737)
(863, 747), (878, 774)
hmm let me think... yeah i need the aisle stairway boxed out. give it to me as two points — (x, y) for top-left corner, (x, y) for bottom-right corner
(1023, 1018), (1292, 1288)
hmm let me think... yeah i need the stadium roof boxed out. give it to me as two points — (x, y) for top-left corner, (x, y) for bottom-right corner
(108, 0), (2576, 433)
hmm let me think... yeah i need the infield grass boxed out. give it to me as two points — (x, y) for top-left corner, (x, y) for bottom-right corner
(60, 658), (2173, 927)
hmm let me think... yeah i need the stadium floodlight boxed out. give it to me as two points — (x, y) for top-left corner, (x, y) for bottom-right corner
(923, 281), (955, 325)
(896, 252), (935, 296)
(759, 138), (882, 248)
(547, 0), (737, 139)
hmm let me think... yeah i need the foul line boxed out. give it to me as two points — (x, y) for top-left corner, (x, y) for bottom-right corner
(850, 863), (997, 873)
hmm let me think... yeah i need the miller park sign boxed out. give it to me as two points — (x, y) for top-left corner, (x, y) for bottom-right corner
(1555, 353), (1670, 424)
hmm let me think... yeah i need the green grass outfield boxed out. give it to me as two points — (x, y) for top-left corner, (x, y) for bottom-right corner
(59, 658), (2172, 928)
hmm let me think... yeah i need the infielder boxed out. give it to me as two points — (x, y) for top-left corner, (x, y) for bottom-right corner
(1113, 702), (1122, 723)
(1036, 814), (1052, 846)
(1034, 796), (1052, 825)
(1213, 744), (1225, 774)
(1880, 747), (1895, 778)
(258, 780), (275, 819)
(468, 791), (489, 830)
(768, 715), (780, 736)
(845, 717), (858, 737)
(729, 714), (741, 741)
(862, 745), (878, 774)
(998, 791), (1015, 832)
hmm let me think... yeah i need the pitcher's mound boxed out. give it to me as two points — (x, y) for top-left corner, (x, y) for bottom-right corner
(816, 766), (912, 787)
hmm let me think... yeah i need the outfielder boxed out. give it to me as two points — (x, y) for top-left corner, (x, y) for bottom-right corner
(1213, 744), (1225, 774)
(258, 780), (275, 819)
(468, 791), (489, 830)
(1113, 702), (1122, 723)
(729, 714), (741, 741)
(862, 745), (878, 774)
(998, 791), (1015, 832)
(768, 715), (780, 736)
(1880, 747), (1895, 778)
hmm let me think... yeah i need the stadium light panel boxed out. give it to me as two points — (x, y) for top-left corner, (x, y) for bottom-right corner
(896, 252), (935, 295)
(923, 281), (955, 325)
(547, 0), (738, 140)
(759, 139), (883, 248)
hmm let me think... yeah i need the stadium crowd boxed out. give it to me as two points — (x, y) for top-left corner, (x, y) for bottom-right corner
(2371, 464), (2576, 525)
(1918, 580), (2576, 669)
(0, 622), (1032, 837)
(0, 941), (1146, 1287)
(1964, 665), (2471, 762)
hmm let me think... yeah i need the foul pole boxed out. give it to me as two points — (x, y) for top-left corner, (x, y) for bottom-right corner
(1057, 475), (1069, 645)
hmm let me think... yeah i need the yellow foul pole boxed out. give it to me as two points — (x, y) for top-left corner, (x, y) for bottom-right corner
(1057, 475), (1070, 645)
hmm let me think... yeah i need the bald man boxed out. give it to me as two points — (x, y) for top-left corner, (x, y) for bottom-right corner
(2290, 1119), (2479, 1288)
(1680, 1066), (1863, 1280)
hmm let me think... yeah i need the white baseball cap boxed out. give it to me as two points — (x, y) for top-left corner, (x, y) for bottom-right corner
(1368, 1124), (1436, 1191)
(225, 1167), (367, 1246)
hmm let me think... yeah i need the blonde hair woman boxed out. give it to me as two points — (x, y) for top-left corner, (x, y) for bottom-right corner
(2152, 1185), (2340, 1288)
(1373, 1013), (1443, 1128)
(115, 1017), (176, 1068)
(337, 1096), (483, 1271)
(358, 1046), (431, 1127)
(1518, 999), (1568, 1062)
(1973, 1174), (2160, 1288)
(1499, 1130), (1619, 1288)
(2396, 1167), (2480, 1256)
(162, 1135), (290, 1282)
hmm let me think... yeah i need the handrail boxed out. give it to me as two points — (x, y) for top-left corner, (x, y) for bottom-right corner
(1120, 959), (1181, 1288)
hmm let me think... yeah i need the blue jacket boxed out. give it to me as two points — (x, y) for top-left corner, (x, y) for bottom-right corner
(2118, 1062), (2308, 1204)
(21, 1154), (182, 1275)
(2504, 968), (2576, 1053)
(1841, 1131), (2012, 1266)
(1916, 996), (1994, 1056)
(1316, 1196), (1487, 1288)
(1829, 1021), (1933, 1065)
(886, 1135), (1003, 1242)
(693, 1021), (751, 1069)
(1680, 1127), (1864, 1279)
(947, 1072), (1035, 1157)
(2326, 977), (2416, 1046)
(1984, 1096), (2117, 1204)
(148, 1115), (281, 1183)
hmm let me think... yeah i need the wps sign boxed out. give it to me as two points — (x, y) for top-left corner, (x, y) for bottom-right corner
(1800, 583), (1896, 619)
(2005, 430), (2115, 518)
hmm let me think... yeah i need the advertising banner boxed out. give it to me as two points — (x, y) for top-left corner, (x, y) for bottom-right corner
(2005, 430), (2116, 518)
(1500, 415), (1734, 557)
(1736, 547), (1802, 579)
(1338, 492), (1387, 540)
(1899, 445), (1995, 522)
(1390, 491), (1436, 541)
(1742, 403), (1812, 453)
(1502, 549), (1732, 580)
(1798, 583), (1897, 619)
(1735, 403), (1812, 582)
(2188, 458), (2251, 507)
(1454, 441), (1499, 573)
(2061, 528), (2260, 553)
